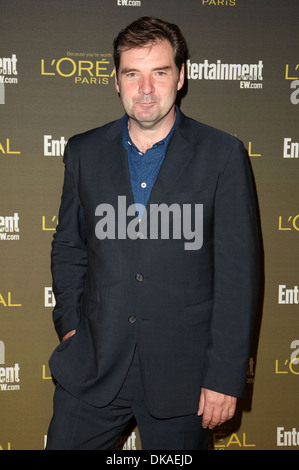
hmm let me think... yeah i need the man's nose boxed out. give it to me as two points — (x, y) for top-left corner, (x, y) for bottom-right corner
(139, 75), (155, 95)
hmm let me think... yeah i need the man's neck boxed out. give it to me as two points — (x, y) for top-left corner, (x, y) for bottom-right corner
(127, 106), (176, 153)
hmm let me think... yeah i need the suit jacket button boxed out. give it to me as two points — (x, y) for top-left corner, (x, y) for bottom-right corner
(128, 315), (136, 324)
(135, 273), (144, 282)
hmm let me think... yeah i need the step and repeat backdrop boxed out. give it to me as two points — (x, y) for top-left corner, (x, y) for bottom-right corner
(1, 0), (298, 451)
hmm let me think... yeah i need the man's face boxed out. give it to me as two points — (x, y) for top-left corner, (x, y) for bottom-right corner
(115, 39), (184, 129)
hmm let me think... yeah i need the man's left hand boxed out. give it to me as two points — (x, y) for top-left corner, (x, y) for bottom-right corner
(197, 387), (237, 429)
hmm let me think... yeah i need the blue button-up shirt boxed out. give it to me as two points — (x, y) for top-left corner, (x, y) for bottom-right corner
(122, 107), (178, 218)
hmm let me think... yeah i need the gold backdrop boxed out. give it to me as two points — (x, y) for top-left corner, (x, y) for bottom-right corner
(1, 0), (298, 450)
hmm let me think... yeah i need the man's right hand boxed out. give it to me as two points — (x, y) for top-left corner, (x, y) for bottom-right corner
(62, 330), (76, 341)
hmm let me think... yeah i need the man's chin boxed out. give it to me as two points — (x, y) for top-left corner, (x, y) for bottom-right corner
(131, 114), (161, 129)
(128, 104), (175, 130)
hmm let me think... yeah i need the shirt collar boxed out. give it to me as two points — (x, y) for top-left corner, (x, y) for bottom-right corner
(122, 105), (179, 154)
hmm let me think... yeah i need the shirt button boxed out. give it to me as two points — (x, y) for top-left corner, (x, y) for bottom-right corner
(128, 315), (136, 324)
(135, 273), (144, 282)
(141, 182), (147, 188)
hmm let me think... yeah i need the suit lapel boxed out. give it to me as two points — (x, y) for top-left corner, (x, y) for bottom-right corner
(102, 118), (134, 207)
(141, 112), (195, 222)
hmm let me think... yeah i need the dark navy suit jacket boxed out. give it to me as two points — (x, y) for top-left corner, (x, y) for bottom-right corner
(49, 111), (260, 418)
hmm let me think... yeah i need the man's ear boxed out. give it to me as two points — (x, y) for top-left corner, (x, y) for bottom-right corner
(177, 64), (185, 92)
(114, 67), (120, 93)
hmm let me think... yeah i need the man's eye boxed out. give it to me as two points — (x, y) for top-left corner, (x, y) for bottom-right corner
(126, 73), (138, 79)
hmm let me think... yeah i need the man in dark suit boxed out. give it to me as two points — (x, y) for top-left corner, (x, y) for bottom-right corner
(46, 17), (260, 450)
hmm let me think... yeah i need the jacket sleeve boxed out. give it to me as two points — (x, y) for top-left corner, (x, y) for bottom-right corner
(51, 138), (87, 341)
(202, 139), (260, 398)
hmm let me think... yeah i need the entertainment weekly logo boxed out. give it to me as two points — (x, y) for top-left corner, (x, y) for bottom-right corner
(187, 59), (264, 89)
(117, 0), (142, 6)
(0, 213), (20, 241)
(0, 54), (19, 104)
(0, 341), (21, 392)
(95, 196), (203, 251)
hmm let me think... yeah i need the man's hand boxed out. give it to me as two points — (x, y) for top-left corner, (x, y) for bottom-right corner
(62, 330), (76, 341)
(197, 387), (237, 429)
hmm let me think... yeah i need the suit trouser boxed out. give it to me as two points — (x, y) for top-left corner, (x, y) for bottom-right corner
(46, 348), (211, 450)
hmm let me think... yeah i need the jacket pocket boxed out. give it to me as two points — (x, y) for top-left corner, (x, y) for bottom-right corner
(183, 297), (213, 326)
(55, 334), (75, 352)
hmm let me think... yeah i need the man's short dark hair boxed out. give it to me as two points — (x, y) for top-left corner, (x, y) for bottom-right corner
(113, 17), (189, 75)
